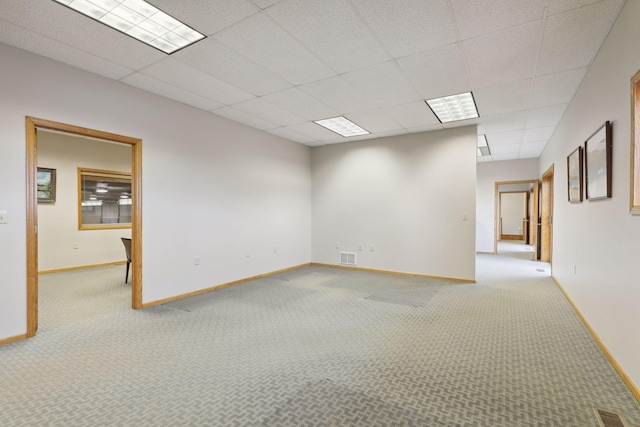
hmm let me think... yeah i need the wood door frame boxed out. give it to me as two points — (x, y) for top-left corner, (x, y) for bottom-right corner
(26, 117), (143, 337)
(494, 180), (539, 255)
(540, 165), (554, 263)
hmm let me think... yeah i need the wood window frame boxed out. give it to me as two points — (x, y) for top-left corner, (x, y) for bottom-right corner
(78, 167), (132, 230)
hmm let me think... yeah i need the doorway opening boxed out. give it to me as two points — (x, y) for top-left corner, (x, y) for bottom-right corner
(494, 180), (539, 258)
(540, 165), (554, 263)
(26, 117), (143, 337)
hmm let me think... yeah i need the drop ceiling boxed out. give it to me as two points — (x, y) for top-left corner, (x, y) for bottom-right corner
(0, 0), (626, 162)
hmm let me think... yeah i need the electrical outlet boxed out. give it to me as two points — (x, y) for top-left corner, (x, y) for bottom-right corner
(463, 212), (469, 220)
(194, 256), (200, 265)
(73, 242), (79, 249)
(0, 211), (7, 224)
(358, 243), (362, 251)
(370, 244), (374, 252)
(245, 250), (250, 258)
(273, 247), (278, 254)
(336, 242), (340, 249)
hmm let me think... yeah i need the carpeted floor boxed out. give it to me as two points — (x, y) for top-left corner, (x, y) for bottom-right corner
(1, 242), (638, 426)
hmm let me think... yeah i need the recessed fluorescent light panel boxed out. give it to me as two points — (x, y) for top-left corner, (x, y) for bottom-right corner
(52, 0), (205, 54)
(477, 134), (491, 157)
(425, 92), (479, 123)
(314, 116), (370, 138)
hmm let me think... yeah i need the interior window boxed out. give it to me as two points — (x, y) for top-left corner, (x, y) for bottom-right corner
(78, 167), (132, 230)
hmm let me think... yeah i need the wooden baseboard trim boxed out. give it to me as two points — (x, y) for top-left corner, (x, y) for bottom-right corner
(476, 251), (496, 255)
(500, 234), (524, 241)
(39, 261), (127, 275)
(0, 333), (29, 346)
(311, 262), (475, 283)
(142, 263), (312, 309)
(552, 276), (640, 404)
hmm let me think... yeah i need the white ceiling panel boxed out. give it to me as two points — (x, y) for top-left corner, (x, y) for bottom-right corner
(299, 76), (374, 114)
(519, 151), (542, 159)
(0, 20), (133, 80)
(267, 127), (315, 144)
(231, 98), (306, 127)
(345, 109), (402, 134)
(547, 0), (602, 15)
(266, 0), (389, 74)
(537, 0), (624, 75)
(490, 144), (521, 155)
(342, 61), (422, 108)
(139, 58), (255, 105)
(283, 122), (346, 141)
(212, 106), (279, 130)
(122, 74), (223, 111)
(384, 101), (440, 129)
(463, 20), (542, 88)
(349, 0), (457, 58)
(522, 126), (556, 143)
(261, 88), (338, 121)
(174, 38), (291, 96)
(150, 0), (259, 35)
(251, 0), (285, 9)
(526, 104), (568, 128)
(486, 130), (524, 146)
(530, 68), (587, 108)
(397, 44), (471, 100)
(477, 111), (528, 134)
(474, 79), (531, 116)
(214, 13), (335, 85)
(451, 0), (546, 40)
(520, 141), (548, 152)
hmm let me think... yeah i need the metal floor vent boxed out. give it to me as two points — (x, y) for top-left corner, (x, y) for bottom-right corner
(339, 252), (356, 266)
(594, 408), (628, 427)
(536, 268), (546, 273)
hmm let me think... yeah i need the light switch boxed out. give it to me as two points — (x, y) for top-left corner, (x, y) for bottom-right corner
(0, 211), (7, 224)
(462, 212), (469, 221)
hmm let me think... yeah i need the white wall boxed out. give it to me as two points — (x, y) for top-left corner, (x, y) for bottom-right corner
(476, 159), (539, 253)
(0, 43), (311, 340)
(311, 127), (477, 281)
(500, 193), (525, 236)
(38, 131), (132, 271)
(539, 0), (640, 390)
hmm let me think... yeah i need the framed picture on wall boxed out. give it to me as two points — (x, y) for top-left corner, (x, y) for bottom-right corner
(37, 167), (56, 204)
(567, 147), (583, 203)
(585, 121), (612, 200)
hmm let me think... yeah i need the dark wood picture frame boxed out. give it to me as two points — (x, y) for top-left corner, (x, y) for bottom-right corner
(567, 146), (583, 203)
(585, 121), (612, 200)
(37, 167), (56, 204)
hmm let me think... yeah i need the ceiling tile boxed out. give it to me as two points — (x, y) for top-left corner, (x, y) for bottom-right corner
(491, 153), (521, 161)
(261, 88), (338, 121)
(231, 98), (306, 126)
(463, 20), (542, 88)
(122, 74), (223, 111)
(174, 38), (291, 96)
(529, 68), (586, 108)
(345, 109), (402, 134)
(267, 127), (315, 144)
(349, 0), (457, 58)
(522, 126), (555, 142)
(486, 130), (524, 146)
(537, 0), (623, 75)
(525, 104), (567, 128)
(520, 141), (548, 152)
(519, 151), (542, 159)
(251, 0), (284, 8)
(150, 0), (259, 35)
(266, 0), (389, 74)
(140, 58), (254, 105)
(284, 122), (346, 140)
(0, 21), (132, 80)
(397, 43), (471, 100)
(547, 0), (618, 16)
(474, 79), (531, 116)
(342, 61), (421, 108)
(383, 101), (440, 129)
(451, 0), (546, 40)
(299, 76), (374, 114)
(490, 144), (521, 155)
(214, 13), (335, 85)
(2, 1), (165, 70)
(477, 111), (528, 134)
(212, 106), (279, 130)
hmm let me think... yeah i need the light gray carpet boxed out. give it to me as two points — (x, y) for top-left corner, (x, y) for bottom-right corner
(1, 242), (639, 426)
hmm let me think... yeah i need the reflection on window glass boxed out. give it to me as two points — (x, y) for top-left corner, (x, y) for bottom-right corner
(78, 168), (132, 229)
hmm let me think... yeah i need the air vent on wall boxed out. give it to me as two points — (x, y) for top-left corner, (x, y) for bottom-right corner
(339, 252), (356, 266)
(594, 408), (628, 427)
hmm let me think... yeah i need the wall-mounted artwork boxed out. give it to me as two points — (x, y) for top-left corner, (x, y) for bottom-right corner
(37, 167), (56, 204)
(585, 121), (612, 200)
(567, 147), (583, 203)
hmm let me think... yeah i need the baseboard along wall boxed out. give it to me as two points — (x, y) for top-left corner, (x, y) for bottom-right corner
(39, 260), (127, 275)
